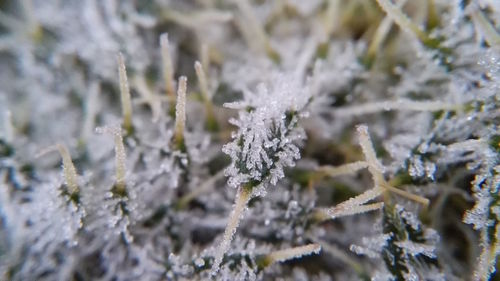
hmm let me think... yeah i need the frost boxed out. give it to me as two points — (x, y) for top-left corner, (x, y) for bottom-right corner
(350, 204), (442, 280)
(174, 76), (187, 148)
(211, 186), (252, 275)
(395, 240), (437, 259)
(222, 73), (309, 190)
(319, 125), (428, 220)
(264, 243), (321, 264)
(350, 234), (391, 259)
(96, 126), (128, 190)
(194, 258), (205, 267)
(1, 0), (499, 280)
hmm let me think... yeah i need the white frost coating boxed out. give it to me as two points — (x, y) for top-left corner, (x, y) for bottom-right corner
(174, 76), (187, 145)
(397, 204), (421, 230)
(222, 74), (309, 189)
(464, 185), (491, 230)
(13, 180), (84, 278)
(118, 53), (133, 131)
(96, 126), (127, 188)
(56, 144), (79, 195)
(325, 187), (384, 218)
(327, 202), (384, 219)
(350, 234), (391, 258)
(478, 49), (500, 88)
(36, 143), (79, 195)
(357, 124), (385, 180)
(395, 240), (437, 258)
(409, 155), (425, 178)
(2, 1), (498, 280)
(463, 162), (500, 281)
(194, 258), (205, 267)
(211, 187), (251, 275)
(266, 244), (321, 264)
(326, 125), (429, 219)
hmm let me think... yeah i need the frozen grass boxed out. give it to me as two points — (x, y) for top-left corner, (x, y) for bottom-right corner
(0, 0), (499, 280)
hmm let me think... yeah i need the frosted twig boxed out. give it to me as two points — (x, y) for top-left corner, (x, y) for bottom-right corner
(330, 201), (385, 218)
(36, 143), (79, 195)
(333, 100), (460, 117)
(325, 187), (385, 219)
(317, 202), (385, 221)
(174, 76), (187, 150)
(211, 186), (252, 275)
(322, 125), (429, 219)
(357, 125), (384, 184)
(358, 125), (428, 206)
(117, 53), (133, 133)
(96, 126), (127, 194)
(260, 244), (321, 267)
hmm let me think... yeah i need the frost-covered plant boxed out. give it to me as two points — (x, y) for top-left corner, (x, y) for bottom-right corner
(1, 0), (500, 280)
(212, 72), (312, 273)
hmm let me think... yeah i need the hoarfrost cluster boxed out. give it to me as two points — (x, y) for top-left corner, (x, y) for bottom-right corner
(0, 0), (499, 280)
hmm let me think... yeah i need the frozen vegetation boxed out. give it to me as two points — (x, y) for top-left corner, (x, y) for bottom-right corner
(0, 0), (499, 280)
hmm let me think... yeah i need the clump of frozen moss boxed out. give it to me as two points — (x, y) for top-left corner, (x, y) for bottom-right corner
(0, 0), (499, 280)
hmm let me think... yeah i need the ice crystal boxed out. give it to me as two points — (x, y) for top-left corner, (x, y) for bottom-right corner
(222, 73), (309, 190)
